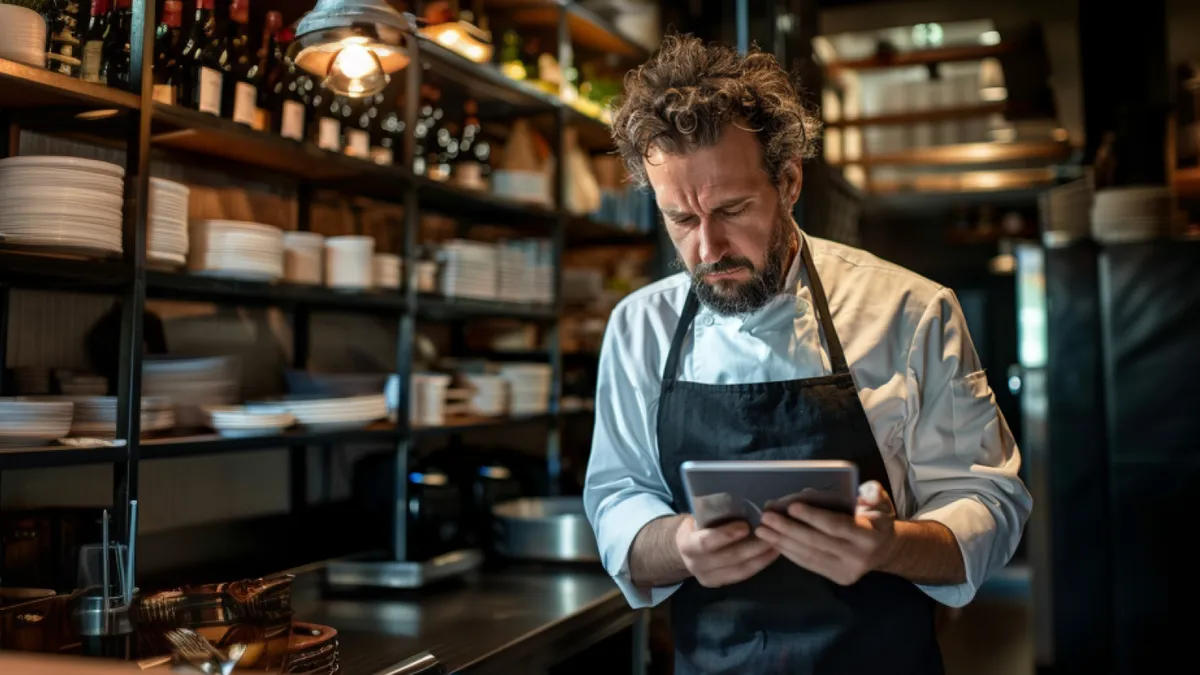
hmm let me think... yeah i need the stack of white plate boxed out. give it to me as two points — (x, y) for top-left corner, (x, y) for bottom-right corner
(189, 220), (284, 281)
(497, 363), (552, 415)
(148, 178), (190, 268)
(373, 253), (401, 289)
(36, 395), (174, 438)
(439, 239), (497, 300)
(143, 355), (239, 428)
(325, 236), (375, 289)
(462, 373), (508, 416)
(1092, 186), (1182, 244)
(57, 371), (108, 396)
(283, 231), (325, 284)
(0, 5), (47, 67)
(0, 156), (124, 255)
(0, 399), (73, 446)
(496, 244), (529, 303)
(202, 405), (296, 438)
(263, 394), (387, 431)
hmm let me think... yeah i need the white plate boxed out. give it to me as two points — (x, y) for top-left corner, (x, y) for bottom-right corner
(0, 155), (125, 177)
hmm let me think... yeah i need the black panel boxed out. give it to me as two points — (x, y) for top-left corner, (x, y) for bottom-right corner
(1099, 241), (1200, 460)
(1043, 242), (1111, 671)
(1109, 459), (1200, 673)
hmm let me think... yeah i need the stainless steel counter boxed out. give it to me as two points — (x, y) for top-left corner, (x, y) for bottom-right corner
(288, 562), (644, 675)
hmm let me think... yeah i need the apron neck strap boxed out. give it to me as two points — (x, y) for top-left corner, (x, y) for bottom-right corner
(800, 241), (850, 374)
(661, 238), (851, 383)
(662, 289), (701, 385)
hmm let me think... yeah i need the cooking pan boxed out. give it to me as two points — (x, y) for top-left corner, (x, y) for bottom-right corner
(491, 497), (600, 563)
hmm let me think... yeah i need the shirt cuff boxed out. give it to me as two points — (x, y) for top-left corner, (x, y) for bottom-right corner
(598, 492), (681, 609)
(913, 496), (998, 608)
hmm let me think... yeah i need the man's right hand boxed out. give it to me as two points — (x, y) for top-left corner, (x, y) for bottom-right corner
(675, 515), (780, 587)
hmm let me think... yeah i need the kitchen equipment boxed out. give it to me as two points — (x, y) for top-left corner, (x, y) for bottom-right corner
(491, 497), (600, 562)
(72, 506), (137, 658)
(352, 454), (465, 563)
(133, 574), (294, 669)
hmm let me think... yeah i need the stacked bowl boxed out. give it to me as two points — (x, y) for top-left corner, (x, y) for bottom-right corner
(189, 220), (284, 281)
(497, 363), (552, 415)
(324, 236), (374, 289)
(1092, 187), (1183, 244)
(373, 253), (401, 289)
(148, 178), (190, 268)
(0, 156), (125, 255)
(0, 5), (47, 67)
(283, 231), (324, 285)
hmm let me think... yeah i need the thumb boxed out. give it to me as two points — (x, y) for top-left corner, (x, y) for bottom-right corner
(856, 480), (895, 516)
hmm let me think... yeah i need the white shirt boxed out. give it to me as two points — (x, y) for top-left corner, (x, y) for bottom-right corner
(584, 233), (1032, 610)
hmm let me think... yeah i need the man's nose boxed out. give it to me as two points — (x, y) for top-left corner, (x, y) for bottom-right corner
(697, 217), (728, 264)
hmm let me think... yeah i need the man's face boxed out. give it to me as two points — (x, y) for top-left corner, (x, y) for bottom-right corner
(644, 125), (800, 316)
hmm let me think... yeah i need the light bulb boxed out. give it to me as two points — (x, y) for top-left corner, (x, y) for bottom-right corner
(332, 44), (379, 81)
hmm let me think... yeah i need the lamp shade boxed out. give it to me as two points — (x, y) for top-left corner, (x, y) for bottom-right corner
(291, 0), (414, 97)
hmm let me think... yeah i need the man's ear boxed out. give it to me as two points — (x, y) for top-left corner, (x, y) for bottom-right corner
(780, 159), (804, 207)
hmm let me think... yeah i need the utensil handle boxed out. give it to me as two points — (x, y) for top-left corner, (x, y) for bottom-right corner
(125, 500), (139, 603)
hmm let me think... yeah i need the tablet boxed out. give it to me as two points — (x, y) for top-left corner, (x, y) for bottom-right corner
(680, 460), (859, 529)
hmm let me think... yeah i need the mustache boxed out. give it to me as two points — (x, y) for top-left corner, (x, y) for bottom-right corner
(693, 256), (755, 278)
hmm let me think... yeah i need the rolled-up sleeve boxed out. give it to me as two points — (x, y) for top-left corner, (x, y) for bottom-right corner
(904, 287), (1033, 608)
(584, 307), (681, 608)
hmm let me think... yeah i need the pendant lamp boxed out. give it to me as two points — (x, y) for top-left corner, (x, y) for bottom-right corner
(291, 0), (415, 98)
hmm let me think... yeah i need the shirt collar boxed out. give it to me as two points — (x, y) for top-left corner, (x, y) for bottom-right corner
(698, 227), (807, 333)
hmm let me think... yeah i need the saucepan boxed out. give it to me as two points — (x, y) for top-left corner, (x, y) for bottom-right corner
(491, 497), (600, 563)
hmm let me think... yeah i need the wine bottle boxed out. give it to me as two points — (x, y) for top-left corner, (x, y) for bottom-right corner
(79, 0), (109, 84)
(221, 0), (257, 126)
(100, 0), (132, 89)
(151, 0), (184, 105)
(179, 0), (224, 115)
(271, 27), (307, 142)
(310, 84), (342, 152)
(345, 93), (379, 160)
(255, 11), (283, 132)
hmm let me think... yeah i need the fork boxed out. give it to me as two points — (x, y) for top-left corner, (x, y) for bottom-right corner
(164, 628), (245, 675)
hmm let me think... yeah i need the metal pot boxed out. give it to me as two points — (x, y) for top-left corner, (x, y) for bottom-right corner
(491, 497), (599, 563)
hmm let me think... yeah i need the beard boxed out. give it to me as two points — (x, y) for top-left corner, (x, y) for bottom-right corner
(678, 210), (796, 317)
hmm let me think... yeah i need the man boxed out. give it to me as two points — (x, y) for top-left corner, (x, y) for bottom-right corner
(583, 34), (1032, 674)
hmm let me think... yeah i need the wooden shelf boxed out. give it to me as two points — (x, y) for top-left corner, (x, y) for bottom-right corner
(868, 167), (1059, 195)
(0, 250), (133, 292)
(825, 102), (1007, 129)
(0, 58), (140, 110)
(483, 0), (649, 60)
(827, 42), (1017, 72)
(0, 444), (127, 470)
(412, 413), (554, 437)
(419, 37), (561, 117)
(147, 271), (408, 313)
(567, 215), (655, 246)
(835, 141), (1072, 169)
(141, 422), (399, 459)
(418, 295), (558, 321)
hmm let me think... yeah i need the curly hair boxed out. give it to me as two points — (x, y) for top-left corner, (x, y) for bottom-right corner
(611, 33), (822, 188)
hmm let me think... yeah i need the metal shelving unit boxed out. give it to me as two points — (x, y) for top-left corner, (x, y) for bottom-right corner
(0, 0), (653, 596)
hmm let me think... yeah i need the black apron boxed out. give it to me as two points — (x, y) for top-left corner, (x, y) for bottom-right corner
(656, 243), (944, 675)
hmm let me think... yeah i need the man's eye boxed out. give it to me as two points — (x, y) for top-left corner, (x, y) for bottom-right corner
(723, 206), (747, 217)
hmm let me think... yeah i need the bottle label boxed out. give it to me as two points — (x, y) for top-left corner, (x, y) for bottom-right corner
(233, 81), (257, 126)
(152, 83), (176, 106)
(370, 146), (394, 166)
(318, 117), (340, 151)
(199, 67), (222, 115)
(347, 129), (370, 158)
(81, 41), (103, 83)
(281, 100), (305, 141)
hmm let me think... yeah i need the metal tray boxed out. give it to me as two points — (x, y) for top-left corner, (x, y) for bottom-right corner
(491, 497), (600, 563)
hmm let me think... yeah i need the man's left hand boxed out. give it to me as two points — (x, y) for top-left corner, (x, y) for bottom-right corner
(755, 480), (897, 586)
